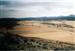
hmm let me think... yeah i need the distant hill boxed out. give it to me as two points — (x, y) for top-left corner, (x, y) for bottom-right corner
(16, 15), (75, 21)
(0, 15), (75, 21)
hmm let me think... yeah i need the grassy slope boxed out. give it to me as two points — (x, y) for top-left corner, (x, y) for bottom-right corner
(0, 32), (75, 50)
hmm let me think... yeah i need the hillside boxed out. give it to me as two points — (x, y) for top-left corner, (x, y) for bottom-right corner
(9, 21), (75, 44)
(0, 18), (75, 50)
(0, 32), (75, 50)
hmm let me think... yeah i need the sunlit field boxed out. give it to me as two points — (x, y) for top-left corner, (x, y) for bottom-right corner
(9, 20), (75, 44)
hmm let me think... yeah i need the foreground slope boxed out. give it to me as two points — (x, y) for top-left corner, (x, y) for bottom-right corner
(0, 32), (75, 50)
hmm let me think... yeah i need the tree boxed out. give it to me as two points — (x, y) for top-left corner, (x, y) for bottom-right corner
(0, 18), (19, 33)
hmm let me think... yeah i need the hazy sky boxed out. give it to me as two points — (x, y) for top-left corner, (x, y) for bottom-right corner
(0, 0), (75, 18)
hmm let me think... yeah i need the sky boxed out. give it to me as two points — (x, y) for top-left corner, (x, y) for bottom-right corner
(0, 0), (75, 18)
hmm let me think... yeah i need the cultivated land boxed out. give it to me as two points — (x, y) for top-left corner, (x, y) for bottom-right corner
(9, 20), (75, 44)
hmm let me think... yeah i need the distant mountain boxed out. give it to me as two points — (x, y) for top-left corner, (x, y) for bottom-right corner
(0, 15), (75, 21)
(17, 15), (75, 21)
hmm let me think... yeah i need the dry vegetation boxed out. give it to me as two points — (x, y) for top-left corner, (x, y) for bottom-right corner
(0, 18), (75, 50)
(6, 21), (75, 50)
(0, 32), (75, 50)
(9, 20), (75, 44)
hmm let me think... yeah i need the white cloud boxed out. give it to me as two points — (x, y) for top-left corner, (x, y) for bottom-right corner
(0, 0), (75, 18)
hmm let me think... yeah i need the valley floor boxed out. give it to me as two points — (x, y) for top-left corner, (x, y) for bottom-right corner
(9, 21), (75, 44)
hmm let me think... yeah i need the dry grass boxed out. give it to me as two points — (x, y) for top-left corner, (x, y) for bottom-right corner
(9, 20), (75, 44)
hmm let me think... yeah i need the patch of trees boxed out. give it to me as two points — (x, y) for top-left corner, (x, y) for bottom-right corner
(0, 18), (19, 33)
